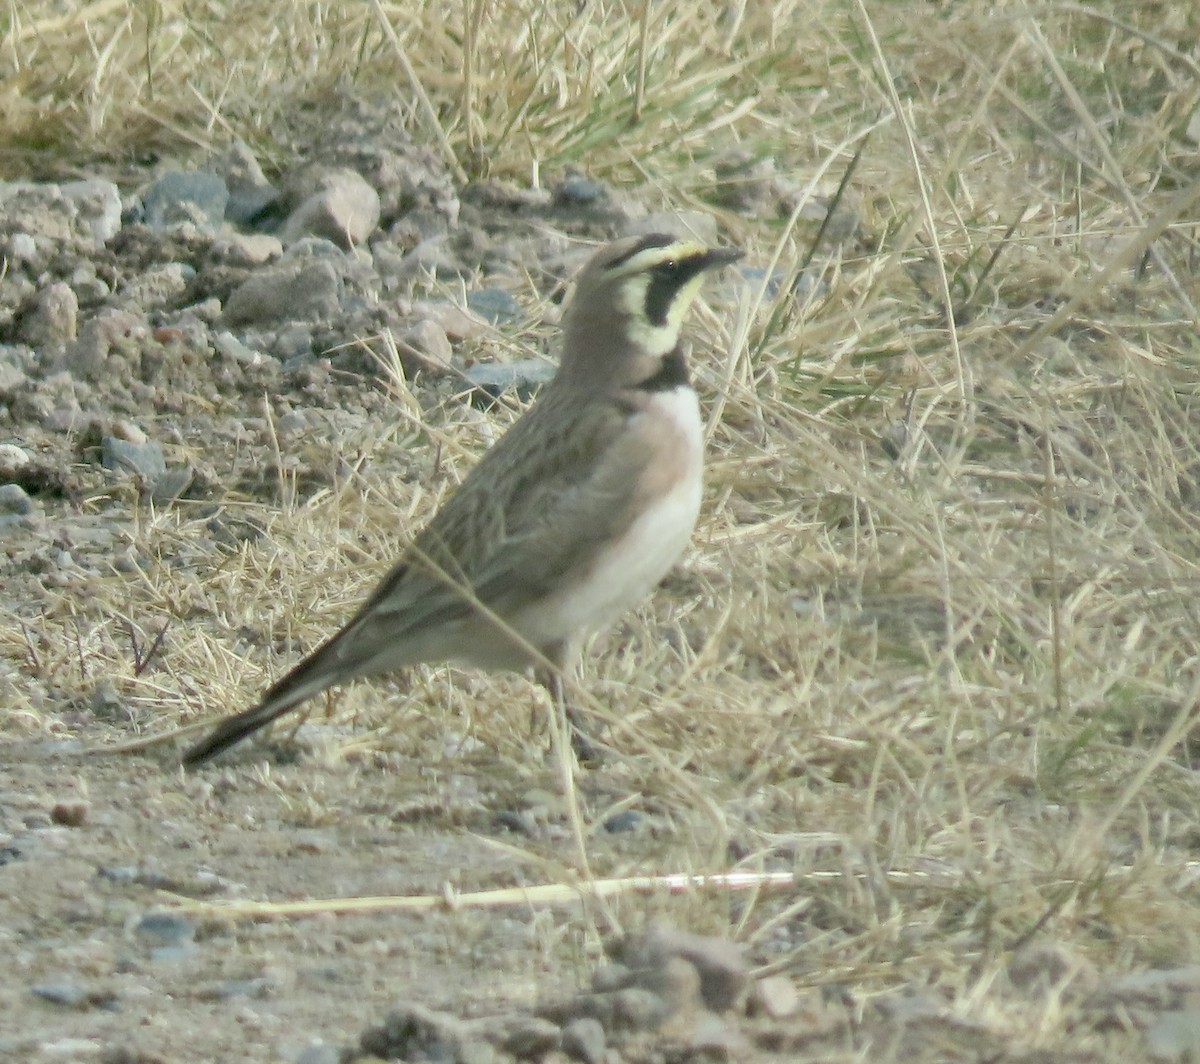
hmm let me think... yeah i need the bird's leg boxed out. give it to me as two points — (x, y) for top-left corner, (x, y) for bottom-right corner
(536, 645), (602, 765)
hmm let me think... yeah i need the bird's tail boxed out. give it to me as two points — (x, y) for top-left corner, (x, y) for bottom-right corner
(181, 629), (359, 766)
(181, 689), (309, 766)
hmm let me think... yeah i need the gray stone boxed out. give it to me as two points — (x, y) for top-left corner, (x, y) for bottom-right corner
(503, 1016), (561, 1058)
(62, 309), (145, 378)
(215, 139), (278, 226)
(209, 232), (282, 266)
(142, 171), (228, 233)
(360, 1002), (493, 1063)
(752, 975), (801, 1019)
(399, 319), (452, 369)
(378, 234), (463, 283)
(561, 1017), (605, 1064)
(616, 924), (750, 1013)
(151, 467), (195, 505)
(101, 437), (166, 484)
(0, 484), (35, 516)
(1147, 1009), (1200, 1061)
(213, 330), (265, 365)
(18, 281), (77, 349)
(295, 1042), (341, 1064)
(555, 174), (609, 206)
(58, 179), (122, 244)
(0, 346), (31, 391)
(224, 260), (342, 325)
(410, 299), (488, 341)
(5, 232), (37, 262)
(466, 358), (556, 403)
(0, 182), (74, 243)
(118, 262), (194, 310)
(0, 444), (30, 474)
(31, 982), (90, 1008)
(467, 287), (521, 324)
(133, 911), (195, 947)
(281, 168), (381, 250)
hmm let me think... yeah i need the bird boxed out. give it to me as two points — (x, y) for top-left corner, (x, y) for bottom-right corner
(182, 232), (742, 766)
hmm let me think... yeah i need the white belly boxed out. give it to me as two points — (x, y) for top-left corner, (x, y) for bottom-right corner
(519, 386), (704, 648)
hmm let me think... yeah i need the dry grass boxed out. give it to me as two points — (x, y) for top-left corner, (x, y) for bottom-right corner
(5, 0), (1200, 1056)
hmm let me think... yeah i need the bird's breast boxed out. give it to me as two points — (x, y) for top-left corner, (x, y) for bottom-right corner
(519, 385), (704, 648)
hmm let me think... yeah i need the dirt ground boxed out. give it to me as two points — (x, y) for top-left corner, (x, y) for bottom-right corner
(4, 44), (1200, 1061)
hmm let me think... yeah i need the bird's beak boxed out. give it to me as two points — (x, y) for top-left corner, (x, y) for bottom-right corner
(700, 246), (744, 270)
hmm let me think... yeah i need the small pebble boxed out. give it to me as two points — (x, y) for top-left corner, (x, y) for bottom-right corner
(142, 170), (228, 233)
(133, 912), (195, 948)
(562, 1016), (606, 1064)
(0, 483), (35, 515)
(466, 358), (555, 403)
(466, 287), (521, 324)
(50, 801), (89, 828)
(32, 982), (89, 1008)
(101, 436), (167, 484)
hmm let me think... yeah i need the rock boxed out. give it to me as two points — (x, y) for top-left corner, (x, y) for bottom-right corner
(61, 309), (145, 378)
(466, 358), (555, 403)
(18, 281), (78, 350)
(641, 956), (705, 1017)
(711, 151), (781, 216)
(58, 179), (122, 244)
(224, 259), (342, 325)
(0, 483), (35, 516)
(0, 179), (120, 249)
(90, 680), (133, 722)
(31, 982), (90, 1008)
(302, 96), (459, 229)
(141, 170), (229, 232)
(359, 1003), (493, 1063)
(680, 1010), (747, 1061)
(274, 324), (314, 361)
(503, 1016), (561, 1058)
(50, 801), (89, 827)
(554, 174), (610, 206)
(1147, 1008), (1200, 1061)
(281, 167), (381, 250)
(590, 963), (632, 994)
(209, 232), (282, 266)
(150, 467), (195, 505)
(466, 287), (521, 324)
(602, 810), (643, 833)
(409, 299), (488, 341)
(295, 1041), (341, 1064)
(5, 231), (38, 262)
(0, 346), (31, 390)
(561, 1017), (605, 1064)
(398, 319), (452, 371)
(736, 265), (789, 299)
(213, 330), (265, 366)
(0, 444), (31, 474)
(609, 986), (671, 1031)
(615, 925), (749, 1013)
(133, 912), (195, 948)
(118, 262), (194, 310)
(377, 234), (463, 283)
(216, 139), (279, 226)
(751, 975), (801, 1019)
(101, 437), (166, 485)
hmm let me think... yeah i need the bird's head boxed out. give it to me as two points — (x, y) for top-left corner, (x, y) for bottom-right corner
(558, 233), (742, 387)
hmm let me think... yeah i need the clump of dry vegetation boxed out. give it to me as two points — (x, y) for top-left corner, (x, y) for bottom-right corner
(4, 0), (1200, 1059)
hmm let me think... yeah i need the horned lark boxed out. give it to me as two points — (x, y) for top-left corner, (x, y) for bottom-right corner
(183, 233), (741, 766)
